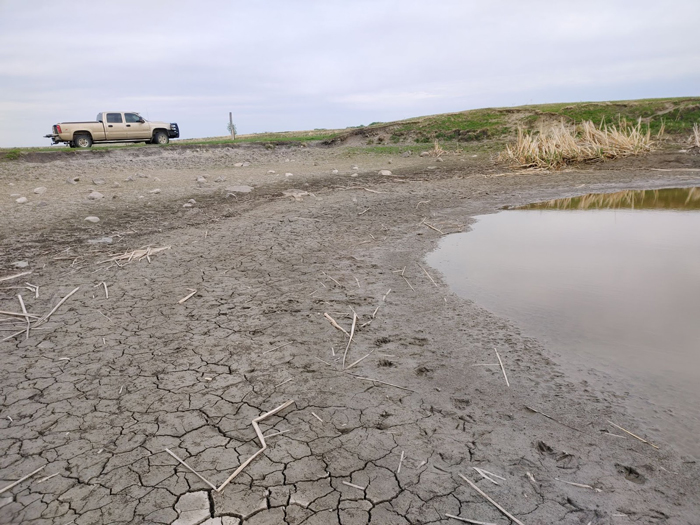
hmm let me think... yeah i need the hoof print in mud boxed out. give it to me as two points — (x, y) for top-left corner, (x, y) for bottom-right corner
(616, 464), (646, 484)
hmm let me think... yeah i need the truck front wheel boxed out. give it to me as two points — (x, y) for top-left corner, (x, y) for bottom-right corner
(74, 134), (93, 148)
(153, 130), (169, 145)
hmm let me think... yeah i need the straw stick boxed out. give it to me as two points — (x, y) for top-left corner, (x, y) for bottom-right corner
(342, 481), (366, 490)
(423, 221), (445, 235)
(0, 271), (32, 283)
(363, 187), (386, 194)
(342, 312), (357, 369)
(324, 313), (349, 337)
(216, 400), (294, 492)
(607, 420), (659, 449)
(263, 341), (293, 354)
(524, 406), (581, 433)
(1, 329), (26, 342)
(38, 287), (80, 324)
(274, 378), (293, 388)
(382, 289), (391, 301)
(418, 264), (439, 287)
(0, 310), (40, 319)
(17, 295), (30, 340)
(473, 467), (505, 485)
(444, 514), (497, 525)
(494, 348), (509, 387)
(102, 282), (109, 299)
(178, 289), (197, 304)
(458, 473), (526, 525)
(555, 478), (600, 491)
(311, 412), (323, 423)
(397, 451), (405, 474)
(322, 271), (342, 287)
(402, 275), (415, 292)
(164, 448), (217, 490)
(0, 465), (46, 494)
(344, 372), (414, 392)
(345, 348), (377, 370)
(35, 472), (59, 484)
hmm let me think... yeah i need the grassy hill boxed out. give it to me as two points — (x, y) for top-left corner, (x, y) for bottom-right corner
(3, 97), (699, 160)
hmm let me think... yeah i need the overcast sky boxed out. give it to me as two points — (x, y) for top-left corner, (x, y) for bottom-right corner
(1, 1), (698, 147)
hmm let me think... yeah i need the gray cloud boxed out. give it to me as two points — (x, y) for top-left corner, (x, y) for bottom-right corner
(1, 0), (697, 146)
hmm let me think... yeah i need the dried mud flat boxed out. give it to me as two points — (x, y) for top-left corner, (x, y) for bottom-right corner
(1, 144), (699, 525)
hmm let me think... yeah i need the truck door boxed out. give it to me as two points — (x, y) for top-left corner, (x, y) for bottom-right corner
(104, 113), (129, 139)
(125, 113), (151, 140)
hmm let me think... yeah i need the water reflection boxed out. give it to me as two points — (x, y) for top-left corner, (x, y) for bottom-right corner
(427, 186), (700, 456)
(519, 186), (700, 211)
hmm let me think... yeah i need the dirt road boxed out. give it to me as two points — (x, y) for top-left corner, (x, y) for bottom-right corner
(1, 144), (699, 524)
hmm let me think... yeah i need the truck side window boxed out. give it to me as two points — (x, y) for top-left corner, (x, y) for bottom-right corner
(125, 113), (142, 123)
(106, 113), (123, 124)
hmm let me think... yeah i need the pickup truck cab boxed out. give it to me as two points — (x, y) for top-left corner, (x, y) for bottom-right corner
(45, 112), (179, 148)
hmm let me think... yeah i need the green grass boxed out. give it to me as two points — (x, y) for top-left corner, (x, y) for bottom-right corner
(2, 148), (22, 160)
(524, 98), (700, 135)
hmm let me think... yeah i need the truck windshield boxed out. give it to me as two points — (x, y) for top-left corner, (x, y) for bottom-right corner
(106, 113), (123, 123)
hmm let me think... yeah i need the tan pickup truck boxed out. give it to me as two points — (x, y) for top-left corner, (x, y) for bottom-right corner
(45, 112), (179, 148)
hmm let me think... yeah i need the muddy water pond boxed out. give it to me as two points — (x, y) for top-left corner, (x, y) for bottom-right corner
(427, 187), (700, 457)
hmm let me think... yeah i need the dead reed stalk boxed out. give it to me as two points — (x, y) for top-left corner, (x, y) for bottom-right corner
(500, 118), (654, 169)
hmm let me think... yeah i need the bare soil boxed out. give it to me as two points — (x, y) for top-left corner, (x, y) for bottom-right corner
(1, 143), (699, 525)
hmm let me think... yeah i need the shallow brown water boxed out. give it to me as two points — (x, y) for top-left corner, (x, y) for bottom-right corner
(428, 187), (700, 456)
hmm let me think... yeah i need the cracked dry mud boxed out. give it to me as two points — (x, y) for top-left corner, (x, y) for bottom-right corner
(1, 145), (699, 524)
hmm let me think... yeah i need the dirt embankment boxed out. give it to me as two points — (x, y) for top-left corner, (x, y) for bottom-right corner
(1, 144), (699, 525)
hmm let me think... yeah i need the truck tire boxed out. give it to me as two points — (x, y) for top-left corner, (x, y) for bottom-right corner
(153, 130), (169, 145)
(74, 133), (93, 148)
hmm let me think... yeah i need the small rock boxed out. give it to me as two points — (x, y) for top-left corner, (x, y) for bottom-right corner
(16, 197), (27, 204)
(87, 236), (113, 244)
(471, 154), (477, 158)
(13, 261), (29, 268)
(267, 170), (276, 174)
(137, 173), (149, 178)
(214, 177), (226, 182)
(242, 161), (251, 167)
(378, 169), (393, 176)
(283, 189), (310, 201)
(10, 193), (20, 197)
(351, 165), (359, 170)
(436, 157), (444, 162)
(388, 160), (393, 164)
(92, 178), (105, 185)
(226, 185), (253, 193)
(84, 216), (100, 223)
(87, 191), (104, 200)
(8, 183), (14, 186)
(401, 151), (411, 157)
(148, 189), (161, 194)
(154, 177), (161, 182)
(113, 182), (121, 187)
(188, 199), (197, 204)
(285, 173), (294, 177)
(419, 151), (430, 157)
(234, 162), (244, 167)
(350, 173), (358, 178)
(331, 169), (339, 175)
(66, 177), (79, 184)
(427, 166), (437, 170)
(124, 176), (135, 182)
(37, 201), (48, 207)
(196, 176), (207, 183)
(33, 187), (47, 194)
(183, 203), (193, 208)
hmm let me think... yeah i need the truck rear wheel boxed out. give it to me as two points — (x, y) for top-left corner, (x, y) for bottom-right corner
(153, 130), (169, 145)
(74, 134), (93, 148)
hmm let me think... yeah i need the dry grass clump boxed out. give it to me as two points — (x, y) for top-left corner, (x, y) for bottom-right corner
(500, 118), (655, 169)
(691, 123), (700, 148)
(428, 139), (445, 157)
